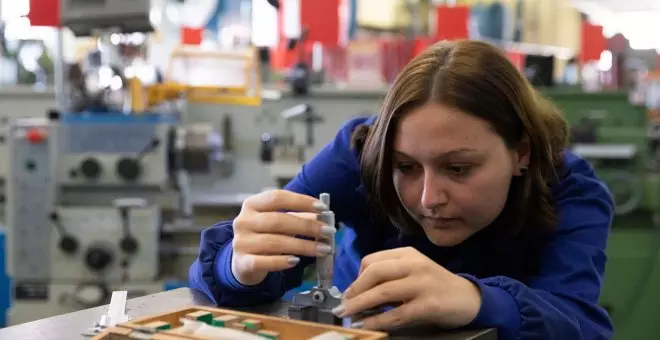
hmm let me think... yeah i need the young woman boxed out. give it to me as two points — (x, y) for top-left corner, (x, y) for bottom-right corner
(189, 40), (614, 340)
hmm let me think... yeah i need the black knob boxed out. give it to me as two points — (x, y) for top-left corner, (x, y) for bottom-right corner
(59, 235), (79, 254)
(85, 246), (114, 272)
(120, 236), (139, 254)
(260, 134), (274, 163)
(25, 160), (36, 171)
(290, 61), (310, 96)
(47, 109), (60, 121)
(80, 158), (102, 179)
(116, 158), (141, 181)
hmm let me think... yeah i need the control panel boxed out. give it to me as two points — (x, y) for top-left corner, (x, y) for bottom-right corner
(55, 115), (174, 188)
(0, 111), (50, 223)
(5, 118), (55, 280)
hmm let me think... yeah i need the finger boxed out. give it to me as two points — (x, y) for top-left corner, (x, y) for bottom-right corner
(235, 233), (332, 258)
(344, 260), (409, 299)
(249, 212), (335, 239)
(243, 190), (328, 213)
(354, 303), (419, 331)
(359, 247), (413, 274)
(286, 212), (319, 220)
(339, 279), (414, 317)
(235, 253), (302, 273)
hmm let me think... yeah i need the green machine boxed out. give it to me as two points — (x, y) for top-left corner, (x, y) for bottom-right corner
(544, 89), (660, 339)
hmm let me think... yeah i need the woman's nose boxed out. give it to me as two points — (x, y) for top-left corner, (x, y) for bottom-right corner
(420, 173), (449, 210)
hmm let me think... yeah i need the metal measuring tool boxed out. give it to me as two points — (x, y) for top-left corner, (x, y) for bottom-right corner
(288, 193), (343, 325)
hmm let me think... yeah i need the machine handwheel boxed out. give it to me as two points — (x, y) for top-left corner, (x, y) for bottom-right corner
(80, 157), (102, 179)
(85, 245), (114, 272)
(59, 235), (79, 254)
(120, 236), (139, 254)
(116, 157), (141, 182)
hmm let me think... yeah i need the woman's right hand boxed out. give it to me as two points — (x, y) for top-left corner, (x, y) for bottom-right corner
(231, 190), (337, 286)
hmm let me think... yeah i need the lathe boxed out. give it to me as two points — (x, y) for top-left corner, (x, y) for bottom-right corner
(2, 0), (262, 325)
(3, 104), (226, 325)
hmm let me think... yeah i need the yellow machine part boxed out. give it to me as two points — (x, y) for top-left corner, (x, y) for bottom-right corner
(130, 78), (262, 113)
(130, 45), (263, 112)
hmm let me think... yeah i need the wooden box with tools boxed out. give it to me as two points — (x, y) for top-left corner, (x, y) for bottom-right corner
(91, 305), (387, 340)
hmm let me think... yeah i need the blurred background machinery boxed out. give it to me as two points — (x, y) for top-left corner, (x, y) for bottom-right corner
(563, 73), (660, 340)
(4, 112), (225, 324)
(1, 0), (263, 325)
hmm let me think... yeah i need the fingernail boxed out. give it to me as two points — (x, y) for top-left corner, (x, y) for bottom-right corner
(288, 256), (300, 266)
(321, 225), (336, 237)
(331, 304), (345, 316)
(313, 201), (328, 211)
(350, 321), (364, 329)
(317, 243), (332, 255)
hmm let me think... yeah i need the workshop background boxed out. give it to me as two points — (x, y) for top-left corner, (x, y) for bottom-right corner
(0, 0), (658, 339)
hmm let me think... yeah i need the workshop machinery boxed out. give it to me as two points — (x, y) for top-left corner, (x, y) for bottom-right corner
(599, 74), (660, 340)
(4, 1), (173, 320)
(260, 104), (325, 187)
(2, 0), (264, 325)
(562, 81), (660, 338)
(3, 109), (226, 325)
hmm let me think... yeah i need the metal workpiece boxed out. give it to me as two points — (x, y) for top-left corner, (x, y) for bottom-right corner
(288, 193), (342, 325)
(319, 192), (330, 208)
(289, 286), (343, 325)
(316, 193), (335, 290)
(316, 210), (335, 289)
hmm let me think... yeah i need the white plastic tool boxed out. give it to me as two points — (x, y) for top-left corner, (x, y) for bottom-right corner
(106, 291), (129, 325)
(81, 290), (129, 337)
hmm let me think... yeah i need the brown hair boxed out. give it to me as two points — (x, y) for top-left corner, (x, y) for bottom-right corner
(352, 40), (568, 236)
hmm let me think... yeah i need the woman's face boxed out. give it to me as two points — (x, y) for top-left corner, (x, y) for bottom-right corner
(392, 102), (529, 246)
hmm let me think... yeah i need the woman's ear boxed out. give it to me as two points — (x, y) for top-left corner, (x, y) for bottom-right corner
(512, 134), (530, 176)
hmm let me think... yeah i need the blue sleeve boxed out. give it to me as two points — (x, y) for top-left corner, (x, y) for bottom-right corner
(188, 116), (371, 306)
(461, 154), (614, 340)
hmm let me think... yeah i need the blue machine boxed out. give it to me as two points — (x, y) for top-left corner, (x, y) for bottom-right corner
(61, 112), (179, 122)
(0, 229), (11, 328)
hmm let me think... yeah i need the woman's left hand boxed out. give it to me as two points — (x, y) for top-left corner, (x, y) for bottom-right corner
(332, 247), (482, 330)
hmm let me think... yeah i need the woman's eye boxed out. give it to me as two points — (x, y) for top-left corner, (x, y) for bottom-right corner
(395, 163), (417, 173)
(447, 165), (471, 175)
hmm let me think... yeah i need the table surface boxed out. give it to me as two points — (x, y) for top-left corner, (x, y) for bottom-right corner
(0, 288), (497, 340)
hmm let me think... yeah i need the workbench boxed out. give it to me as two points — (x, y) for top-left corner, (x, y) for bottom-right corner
(0, 288), (496, 340)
